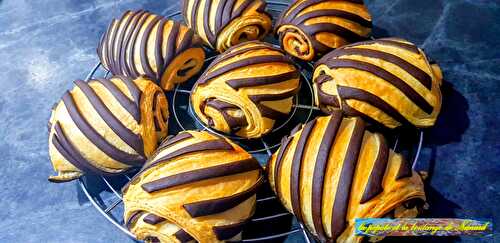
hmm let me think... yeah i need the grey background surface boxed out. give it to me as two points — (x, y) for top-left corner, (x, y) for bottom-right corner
(0, 0), (498, 242)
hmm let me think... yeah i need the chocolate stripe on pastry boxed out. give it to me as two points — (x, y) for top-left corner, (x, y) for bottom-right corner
(158, 132), (194, 150)
(154, 19), (168, 79)
(143, 213), (166, 225)
(291, 9), (371, 28)
(183, 176), (263, 217)
(74, 80), (145, 158)
(142, 158), (260, 193)
(198, 55), (292, 85)
(62, 92), (144, 166)
(330, 118), (365, 240)
(360, 134), (389, 203)
(164, 21), (181, 69)
(52, 122), (115, 176)
(125, 210), (145, 229)
(208, 43), (282, 69)
(337, 85), (412, 125)
(396, 157), (412, 180)
(301, 23), (365, 43)
(174, 229), (195, 242)
(325, 59), (433, 114)
(311, 112), (342, 242)
(144, 138), (234, 171)
(213, 218), (250, 240)
(204, 99), (248, 132)
(273, 136), (294, 198)
(95, 78), (141, 122)
(140, 16), (162, 78)
(128, 12), (150, 77)
(226, 71), (300, 90)
(290, 119), (317, 222)
(328, 48), (432, 89)
(344, 38), (420, 54)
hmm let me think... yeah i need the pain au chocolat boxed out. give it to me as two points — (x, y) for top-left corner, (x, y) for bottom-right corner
(313, 38), (443, 129)
(47, 76), (168, 183)
(123, 131), (263, 242)
(191, 41), (301, 139)
(98, 10), (205, 91)
(275, 0), (372, 61)
(267, 112), (426, 242)
(181, 0), (272, 52)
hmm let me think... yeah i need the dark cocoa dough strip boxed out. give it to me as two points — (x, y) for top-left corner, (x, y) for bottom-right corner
(102, 20), (115, 73)
(273, 136), (293, 198)
(330, 118), (365, 240)
(231, 0), (253, 19)
(248, 87), (298, 103)
(174, 229), (195, 242)
(140, 15), (162, 79)
(256, 104), (289, 120)
(74, 80), (145, 158)
(108, 19), (121, 74)
(311, 111), (342, 242)
(203, 0), (216, 45)
(143, 213), (166, 225)
(125, 210), (144, 229)
(337, 85), (411, 125)
(153, 92), (163, 132)
(340, 99), (383, 128)
(220, 0), (237, 34)
(300, 23), (365, 43)
(226, 70), (299, 90)
(119, 10), (146, 76)
(215, 0), (228, 34)
(142, 158), (261, 193)
(198, 55), (291, 85)
(177, 29), (195, 55)
(121, 11), (145, 76)
(163, 21), (181, 72)
(290, 123), (302, 135)
(113, 10), (134, 74)
(205, 99), (248, 132)
(213, 218), (250, 240)
(128, 12), (150, 77)
(191, 0), (202, 33)
(183, 175), (263, 217)
(145, 138), (234, 171)
(291, 9), (372, 28)
(62, 92), (145, 165)
(343, 39), (420, 54)
(95, 78), (141, 122)
(317, 86), (340, 109)
(204, 45), (271, 72)
(329, 47), (432, 89)
(158, 132), (194, 150)
(327, 59), (433, 114)
(290, 119), (316, 222)
(114, 75), (141, 108)
(154, 19), (168, 79)
(282, 0), (323, 24)
(360, 134), (389, 203)
(52, 122), (115, 176)
(396, 156), (412, 180)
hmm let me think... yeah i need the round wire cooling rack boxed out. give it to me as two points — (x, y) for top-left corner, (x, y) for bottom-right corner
(78, 2), (425, 242)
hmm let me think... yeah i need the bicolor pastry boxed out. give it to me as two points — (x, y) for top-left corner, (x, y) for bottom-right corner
(313, 38), (443, 129)
(191, 41), (301, 138)
(123, 131), (263, 242)
(98, 10), (205, 91)
(275, 0), (372, 61)
(267, 112), (426, 242)
(181, 0), (272, 52)
(47, 76), (169, 182)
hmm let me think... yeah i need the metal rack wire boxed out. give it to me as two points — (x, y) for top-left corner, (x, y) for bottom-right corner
(78, 2), (424, 242)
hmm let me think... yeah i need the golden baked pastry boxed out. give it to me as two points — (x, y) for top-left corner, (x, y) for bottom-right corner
(267, 112), (426, 242)
(123, 130), (263, 242)
(313, 38), (443, 129)
(191, 41), (301, 139)
(47, 76), (168, 183)
(98, 10), (205, 91)
(181, 0), (272, 52)
(275, 0), (372, 61)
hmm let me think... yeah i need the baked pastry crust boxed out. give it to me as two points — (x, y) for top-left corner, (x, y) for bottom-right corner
(47, 76), (168, 182)
(181, 0), (272, 52)
(267, 112), (426, 242)
(98, 10), (206, 91)
(276, 0), (372, 61)
(313, 38), (443, 129)
(123, 131), (263, 242)
(191, 41), (301, 138)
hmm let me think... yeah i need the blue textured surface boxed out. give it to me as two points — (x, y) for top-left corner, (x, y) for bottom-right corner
(0, 0), (498, 242)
